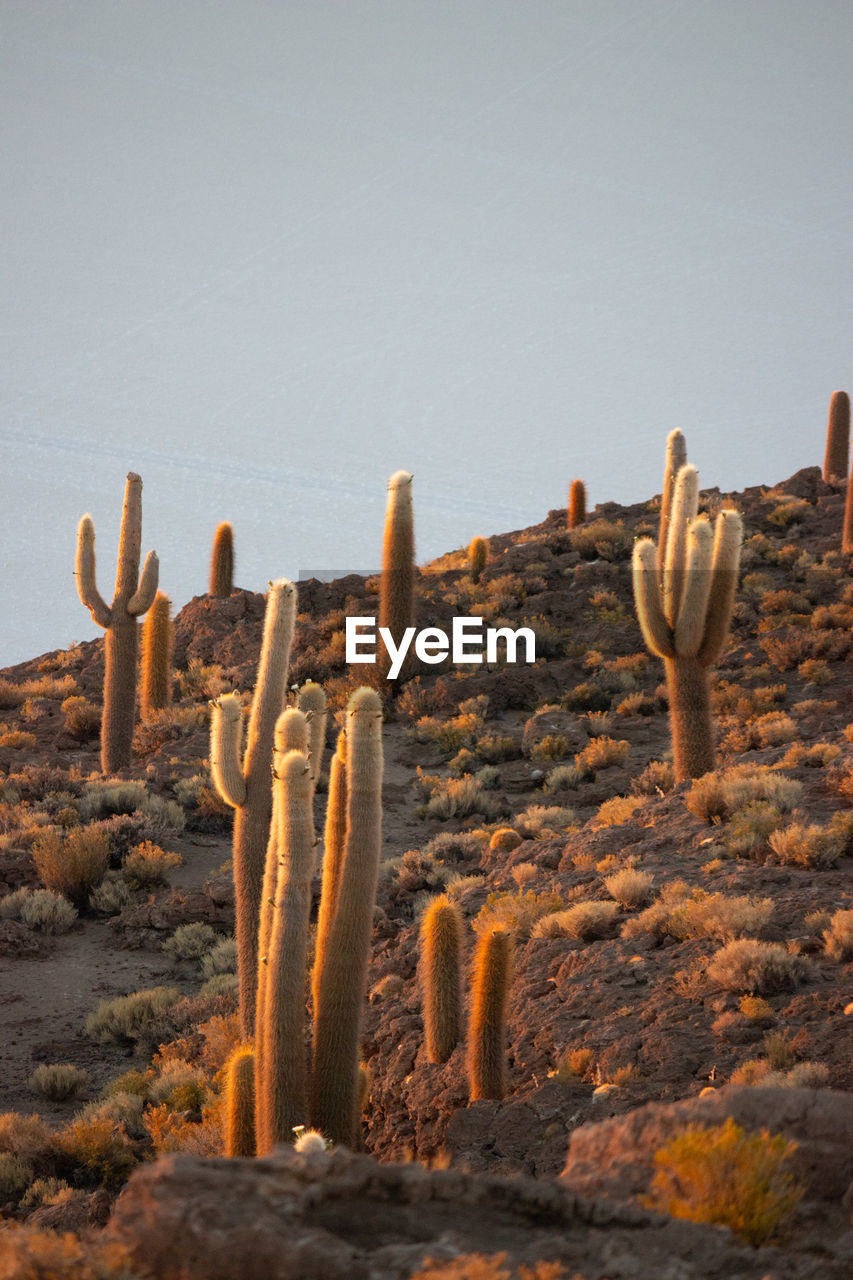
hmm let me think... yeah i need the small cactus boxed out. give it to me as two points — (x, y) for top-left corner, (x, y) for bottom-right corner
(823, 391), (850, 484)
(379, 470), (415, 680)
(567, 479), (586, 530)
(140, 591), (172, 719)
(311, 729), (346, 1016)
(223, 1045), (255, 1158)
(420, 895), (463, 1064)
(210, 522), (234, 596)
(76, 472), (159, 773)
(468, 928), (513, 1101)
(469, 536), (489, 584)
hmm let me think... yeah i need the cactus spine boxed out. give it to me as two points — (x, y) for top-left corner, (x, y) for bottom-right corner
(76, 472), (159, 773)
(823, 391), (850, 484)
(468, 928), (513, 1101)
(223, 1045), (256, 1157)
(633, 444), (743, 781)
(311, 687), (383, 1146)
(379, 470), (415, 680)
(420, 895), (463, 1064)
(209, 579), (297, 1036)
(311, 728), (346, 1015)
(256, 748), (315, 1155)
(140, 590), (172, 718)
(469, 536), (489, 584)
(210, 521), (234, 596)
(567, 479), (586, 530)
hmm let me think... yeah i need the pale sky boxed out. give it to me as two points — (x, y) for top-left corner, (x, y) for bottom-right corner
(2, 1), (851, 663)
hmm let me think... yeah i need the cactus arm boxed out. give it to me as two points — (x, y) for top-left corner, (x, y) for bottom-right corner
(657, 429), (687, 571)
(210, 693), (248, 807)
(128, 550), (159, 616)
(663, 463), (699, 627)
(242, 580), (297, 785)
(312, 729), (347, 1016)
(673, 517), (713, 657)
(697, 508), (743, 668)
(75, 515), (113, 628)
(632, 539), (675, 659)
(114, 472), (143, 601)
(297, 682), (327, 790)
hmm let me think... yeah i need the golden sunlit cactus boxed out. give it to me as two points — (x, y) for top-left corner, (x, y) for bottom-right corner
(210, 521), (234, 596)
(76, 472), (159, 773)
(658, 429), (687, 571)
(379, 470), (415, 680)
(311, 687), (383, 1147)
(223, 1045), (255, 1158)
(420, 895), (463, 1064)
(843, 449), (853, 555)
(633, 446), (743, 781)
(311, 728), (346, 1017)
(469, 536), (489, 584)
(297, 681), (327, 798)
(468, 928), (513, 1101)
(256, 748), (315, 1155)
(567, 479), (586, 530)
(823, 391), (850, 484)
(209, 579), (297, 1036)
(140, 590), (172, 719)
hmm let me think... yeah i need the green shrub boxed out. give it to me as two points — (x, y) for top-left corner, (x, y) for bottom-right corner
(29, 1063), (90, 1102)
(19, 889), (78, 934)
(85, 986), (181, 1047)
(0, 1151), (33, 1201)
(162, 922), (217, 962)
(532, 900), (619, 941)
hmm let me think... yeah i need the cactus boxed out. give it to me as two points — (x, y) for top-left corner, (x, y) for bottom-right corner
(658, 429), (687, 571)
(297, 681), (327, 797)
(567, 479), (586, 530)
(223, 1045), (255, 1157)
(311, 728), (346, 1016)
(633, 449), (743, 781)
(256, 748), (315, 1155)
(76, 472), (159, 773)
(823, 391), (850, 484)
(469, 536), (489, 584)
(210, 522), (234, 596)
(468, 928), (513, 1101)
(210, 579), (297, 1036)
(311, 687), (383, 1146)
(140, 591), (172, 719)
(844, 451), (853, 554)
(420, 895), (463, 1064)
(379, 470), (415, 680)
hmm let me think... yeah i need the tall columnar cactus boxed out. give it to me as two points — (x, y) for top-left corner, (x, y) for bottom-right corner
(210, 521), (234, 597)
(843, 450), (853, 555)
(567, 479), (586, 530)
(140, 590), (172, 719)
(76, 472), (159, 773)
(255, 708), (309, 1108)
(823, 391), (850, 484)
(633, 453), (743, 781)
(468, 928), (513, 1101)
(469, 536), (489, 584)
(658, 429), (687, 571)
(311, 728), (346, 1015)
(223, 1045), (256, 1158)
(311, 687), (383, 1147)
(210, 579), (297, 1036)
(297, 681), (327, 797)
(379, 470), (415, 680)
(420, 895), (463, 1064)
(256, 748), (315, 1155)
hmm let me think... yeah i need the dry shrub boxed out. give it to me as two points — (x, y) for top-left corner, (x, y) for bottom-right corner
(823, 908), (853, 962)
(570, 518), (631, 561)
(767, 819), (847, 868)
(603, 867), (653, 909)
(29, 1063), (90, 1102)
(132, 705), (206, 755)
(122, 840), (182, 888)
(542, 763), (585, 793)
(685, 764), (802, 823)
(421, 775), (500, 821)
(411, 1254), (566, 1280)
(31, 826), (109, 906)
(0, 728), (37, 749)
(707, 939), (811, 994)
(593, 795), (642, 828)
(778, 741), (840, 768)
(752, 713), (797, 747)
(475, 889), (564, 938)
(143, 1103), (223, 1157)
(514, 805), (577, 837)
(738, 996), (775, 1024)
(57, 1113), (138, 1187)
(643, 1116), (802, 1245)
(553, 1047), (595, 1081)
(0, 1152), (33, 1201)
(575, 736), (629, 775)
(85, 986), (181, 1047)
(0, 1112), (55, 1169)
(723, 802), (784, 858)
(0, 674), (78, 708)
(489, 827), (522, 854)
(61, 695), (101, 740)
(0, 1226), (142, 1278)
(532, 900), (619, 941)
(630, 760), (676, 796)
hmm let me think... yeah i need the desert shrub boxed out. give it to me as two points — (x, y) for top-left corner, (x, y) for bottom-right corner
(413, 712), (482, 755)
(200, 972), (240, 999)
(823, 908), (853, 962)
(531, 734), (571, 761)
(0, 1112), (55, 1168)
(553, 1047), (595, 1081)
(615, 691), (655, 716)
(475, 889), (564, 938)
(570, 518), (631, 561)
(392, 849), (452, 895)
(604, 867), (653, 909)
(623, 886), (772, 944)
(630, 760), (676, 795)
(474, 734), (520, 762)
(421, 776), (500, 820)
(685, 764), (802, 823)
(475, 765), (500, 790)
(31, 826), (109, 906)
(61, 695), (101, 740)
(200, 935), (237, 980)
(121, 840), (182, 888)
(707, 939), (811, 994)
(778, 741), (840, 768)
(510, 862), (538, 890)
(19, 1176), (71, 1208)
(0, 728), (38, 749)
(0, 1151), (33, 1200)
(177, 658), (228, 700)
(514, 804), (577, 836)
(410, 1253), (566, 1280)
(542, 763), (584, 793)
(643, 1116), (802, 1245)
(0, 887), (32, 920)
(593, 795), (642, 827)
(449, 748), (478, 777)
(132, 706), (207, 756)
(0, 675), (78, 708)
(161, 922), (217, 963)
(533, 900), (620, 941)
(147, 1058), (208, 1110)
(421, 830), (485, 864)
(723, 802), (784, 858)
(78, 780), (148, 821)
(0, 1226), (144, 1277)
(560, 682), (610, 713)
(57, 1112), (138, 1187)
(575, 736), (629, 775)
(739, 996), (775, 1024)
(85, 986), (181, 1046)
(767, 819), (847, 868)
(798, 658), (833, 684)
(29, 1064), (90, 1102)
(89, 872), (134, 915)
(19, 889), (78, 934)
(143, 1103), (223, 1158)
(583, 711), (615, 736)
(752, 712), (798, 747)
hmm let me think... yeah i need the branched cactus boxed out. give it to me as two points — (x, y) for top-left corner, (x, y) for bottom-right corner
(210, 522), (234, 597)
(209, 579), (297, 1036)
(256, 748), (315, 1155)
(568, 479), (586, 530)
(468, 928), (513, 1101)
(823, 391), (850, 484)
(223, 1045), (255, 1158)
(469, 536), (489, 584)
(420, 895), (463, 1064)
(140, 590), (172, 719)
(311, 687), (383, 1147)
(311, 728), (346, 1016)
(76, 472), (159, 772)
(379, 470), (415, 680)
(633, 445), (743, 781)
